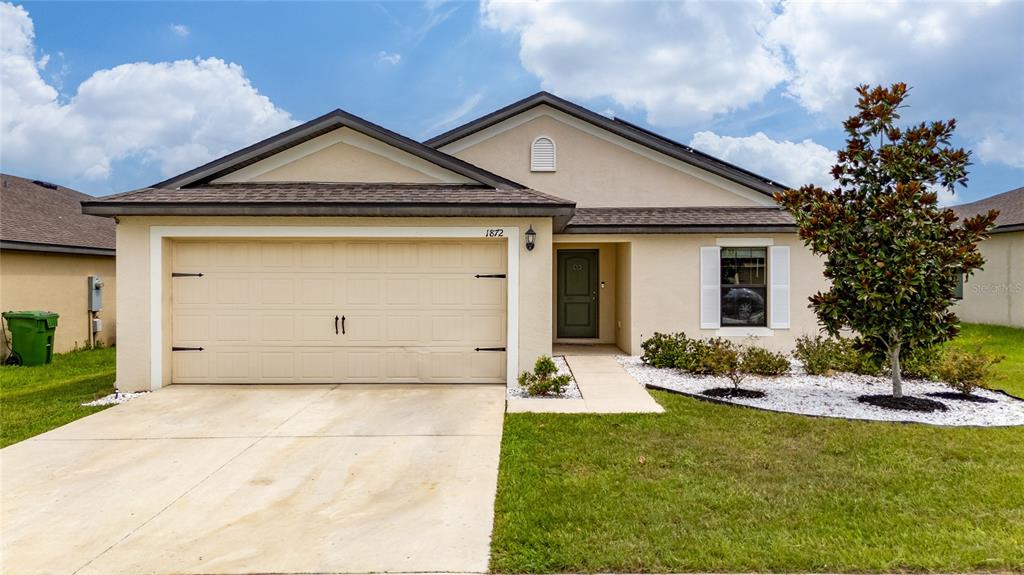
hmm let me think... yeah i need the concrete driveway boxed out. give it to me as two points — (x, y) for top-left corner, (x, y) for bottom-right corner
(1, 384), (505, 575)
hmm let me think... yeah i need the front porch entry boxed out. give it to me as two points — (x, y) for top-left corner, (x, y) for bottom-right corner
(552, 241), (632, 352)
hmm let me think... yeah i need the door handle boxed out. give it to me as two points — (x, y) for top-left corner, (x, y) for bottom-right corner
(335, 315), (339, 335)
(341, 315), (346, 335)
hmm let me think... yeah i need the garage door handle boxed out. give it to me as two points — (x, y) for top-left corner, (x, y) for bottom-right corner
(335, 315), (339, 335)
(341, 315), (346, 335)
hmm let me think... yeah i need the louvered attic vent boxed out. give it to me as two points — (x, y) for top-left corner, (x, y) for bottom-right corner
(530, 136), (556, 172)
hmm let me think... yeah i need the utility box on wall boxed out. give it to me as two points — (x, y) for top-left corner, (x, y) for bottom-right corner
(88, 276), (103, 312)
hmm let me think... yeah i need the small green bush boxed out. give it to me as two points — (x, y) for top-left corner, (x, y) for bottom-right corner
(935, 348), (1002, 395)
(675, 338), (736, 376)
(641, 332), (689, 368)
(793, 334), (883, 376)
(518, 355), (571, 397)
(741, 346), (790, 376)
(793, 335), (841, 375)
(901, 345), (944, 379)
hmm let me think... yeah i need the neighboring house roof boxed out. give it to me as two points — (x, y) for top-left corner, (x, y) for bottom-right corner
(563, 206), (795, 234)
(154, 108), (526, 190)
(951, 187), (1024, 233)
(425, 91), (789, 197)
(0, 174), (115, 256)
(81, 182), (577, 230)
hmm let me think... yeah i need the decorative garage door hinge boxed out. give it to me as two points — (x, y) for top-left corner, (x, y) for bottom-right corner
(474, 274), (506, 278)
(474, 347), (506, 352)
(171, 346), (204, 352)
(171, 272), (204, 278)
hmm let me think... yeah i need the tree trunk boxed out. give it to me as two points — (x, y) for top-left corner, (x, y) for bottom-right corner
(890, 341), (903, 398)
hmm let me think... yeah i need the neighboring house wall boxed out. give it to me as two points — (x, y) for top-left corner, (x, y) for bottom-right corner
(558, 233), (827, 354)
(954, 231), (1023, 327)
(441, 107), (773, 208)
(113, 215), (553, 392)
(213, 128), (474, 184)
(0, 250), (117, 353)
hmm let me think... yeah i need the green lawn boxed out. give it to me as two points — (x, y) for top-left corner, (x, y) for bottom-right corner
(0, 347), (116, 448)
(493, 392), (1024, 572)
(947, 323), (1024, 397)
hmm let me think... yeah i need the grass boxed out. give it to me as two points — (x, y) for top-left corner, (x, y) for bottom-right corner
(0, 346), (117, 448)
(493, 393), (1024, 573)
(947, 323), (1024, 397)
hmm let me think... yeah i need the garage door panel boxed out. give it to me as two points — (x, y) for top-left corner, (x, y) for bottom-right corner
(171, 239), (506, 384)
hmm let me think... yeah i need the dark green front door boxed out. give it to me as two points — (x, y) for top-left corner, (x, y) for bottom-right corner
(557, 250), (598, 338)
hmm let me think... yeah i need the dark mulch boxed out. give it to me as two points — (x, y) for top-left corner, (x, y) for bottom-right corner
(858, 394), (948, 412)
(702, 387), (766, 399)
(926, 391), (997, 404)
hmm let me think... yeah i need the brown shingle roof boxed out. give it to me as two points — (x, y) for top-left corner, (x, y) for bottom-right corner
(564, 206), (794, 233)
(0, 174), (115, 253)
(81, 182), (577, 229)
(89, 182), (571, 206)
(951, 187), (1024, 231)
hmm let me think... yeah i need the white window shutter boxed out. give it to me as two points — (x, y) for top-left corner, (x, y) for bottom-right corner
(531, 137), (556, 171)
(700, 246), (721, 329)
(769, 246), (790, 329)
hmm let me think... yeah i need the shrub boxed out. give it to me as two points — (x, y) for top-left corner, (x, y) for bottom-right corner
(793, 334), (884, 376)
(901, 345), (944, 379)
(793, 335), (841, 375)
(935, 348), (1002, 395)
(518, 355), (571, 397)
(675, 338), (735, 376)
(641, 332), (689, 368)
(741, 346), (790, 376)
(705, 340), (744, 387)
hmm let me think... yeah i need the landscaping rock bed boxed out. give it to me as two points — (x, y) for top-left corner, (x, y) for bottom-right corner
(507, 356), (581, 399)
(82, 391), (148, 407)
(617, 355), (1024, 427)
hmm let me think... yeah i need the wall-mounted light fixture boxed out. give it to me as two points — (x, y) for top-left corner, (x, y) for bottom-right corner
(525, 225), (537, 251)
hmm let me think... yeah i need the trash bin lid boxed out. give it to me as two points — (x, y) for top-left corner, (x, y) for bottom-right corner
(2, 310), (60, 320)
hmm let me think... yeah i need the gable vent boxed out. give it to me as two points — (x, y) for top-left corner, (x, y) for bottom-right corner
(530, 137), (556, 172)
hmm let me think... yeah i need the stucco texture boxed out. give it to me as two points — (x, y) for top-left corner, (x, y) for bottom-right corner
(444, 108), (773, 208)
(955, 231), (1023, 327)
(114, 216), (552, 392)
(0, 250), (116, 354)
(557, 233), (828, 354)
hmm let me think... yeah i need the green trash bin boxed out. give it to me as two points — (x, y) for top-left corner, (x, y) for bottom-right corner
(2, 311), (59, 366)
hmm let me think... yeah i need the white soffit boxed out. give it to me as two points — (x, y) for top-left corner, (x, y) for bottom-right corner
(213, 127), (477, 184)
(438, 105), (777, 207)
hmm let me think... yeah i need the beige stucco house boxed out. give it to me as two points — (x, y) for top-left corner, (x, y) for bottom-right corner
(1, 174), (116, 355)
(952, 187), (1023, 327)
(83, 92), (829, 393)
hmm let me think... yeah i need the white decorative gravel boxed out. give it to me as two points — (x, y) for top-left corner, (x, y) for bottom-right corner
(507, 356), (582, 399)
(617, 356), (1024, 427)
(82, 391), (148, 407)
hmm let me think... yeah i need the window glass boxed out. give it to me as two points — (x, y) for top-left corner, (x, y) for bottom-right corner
(721, 247), (767, 327)
(953, 273), (964, 300)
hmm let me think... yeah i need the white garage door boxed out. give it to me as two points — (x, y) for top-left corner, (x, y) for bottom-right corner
(170, 239), (507, 384)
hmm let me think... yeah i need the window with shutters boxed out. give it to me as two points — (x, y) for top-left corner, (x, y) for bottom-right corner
(531, 136), (556, 172)
(720, 247), (767, 327)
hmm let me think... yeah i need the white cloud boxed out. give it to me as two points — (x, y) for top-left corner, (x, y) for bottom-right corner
(426, 91), (484, 134)
(481, 0), (789, 126)
(377, 51), (402, 65)
(762, 0), (1024, 168)
(484, 0), (1024, 169)
(0, 2), (295, 185)
(690, 131), (836, 189)
(169, 23), (189, 37)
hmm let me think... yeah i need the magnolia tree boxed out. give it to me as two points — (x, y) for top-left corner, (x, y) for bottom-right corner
(776, 83), (998, 398)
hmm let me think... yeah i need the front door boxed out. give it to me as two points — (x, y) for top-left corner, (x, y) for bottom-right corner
(557, 250), (598, 338)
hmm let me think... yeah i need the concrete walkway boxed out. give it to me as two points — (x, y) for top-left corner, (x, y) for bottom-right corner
(1, 384), (505, 575)
(508, 347), (663, 414)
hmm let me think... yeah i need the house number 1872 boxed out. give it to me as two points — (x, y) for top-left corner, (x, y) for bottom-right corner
(485, 229), (504, 237)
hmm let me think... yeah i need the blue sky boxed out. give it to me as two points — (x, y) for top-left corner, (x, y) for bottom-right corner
(2, 1), (1022, 204)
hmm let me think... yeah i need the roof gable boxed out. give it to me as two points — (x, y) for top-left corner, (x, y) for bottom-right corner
(155, 109), (524, 190)
(425, 91), (787, 198)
